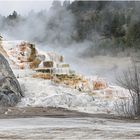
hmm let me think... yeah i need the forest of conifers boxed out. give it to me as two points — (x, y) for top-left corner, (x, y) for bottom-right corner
(0, 1), (140, 55)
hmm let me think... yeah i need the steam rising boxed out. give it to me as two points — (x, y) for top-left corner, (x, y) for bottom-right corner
(0, 5), (74, 45)
(0, 1), (133, 82)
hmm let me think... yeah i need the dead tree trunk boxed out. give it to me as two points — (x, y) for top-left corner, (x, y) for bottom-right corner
(116, 58), (140, 117)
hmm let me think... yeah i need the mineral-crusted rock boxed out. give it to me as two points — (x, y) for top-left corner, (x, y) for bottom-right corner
(0, 53), (23, 106)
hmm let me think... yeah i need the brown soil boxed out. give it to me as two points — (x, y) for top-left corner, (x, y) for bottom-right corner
(0, 106), (140, 122)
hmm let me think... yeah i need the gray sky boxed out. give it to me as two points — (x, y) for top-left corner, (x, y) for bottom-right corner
(0, 0), (54, 16)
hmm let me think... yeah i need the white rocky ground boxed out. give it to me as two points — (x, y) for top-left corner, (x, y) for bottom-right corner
(0, 117), (140, 139)
(1, 40), (130, 115)
(1, 40), (140, 140)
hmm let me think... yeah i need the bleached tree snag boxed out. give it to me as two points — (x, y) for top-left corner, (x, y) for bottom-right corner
(116, 59), (140, 117)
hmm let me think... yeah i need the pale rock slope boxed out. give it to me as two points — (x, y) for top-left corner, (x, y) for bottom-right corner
(2, 40), (129, 114)
(0, 42), (23, 106)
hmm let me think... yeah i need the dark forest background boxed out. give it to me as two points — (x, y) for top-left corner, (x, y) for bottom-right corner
(0, 1), (140, 56)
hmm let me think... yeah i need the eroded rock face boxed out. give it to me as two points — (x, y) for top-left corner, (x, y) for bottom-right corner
(0, 53), (23, 106)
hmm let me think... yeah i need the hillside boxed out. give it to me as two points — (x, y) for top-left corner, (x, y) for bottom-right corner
(68, 1), (140, 55)
(0, 1), (139, 57)
(0, 38), (130, 115)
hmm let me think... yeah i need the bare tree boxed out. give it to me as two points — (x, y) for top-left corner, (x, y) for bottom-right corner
(116, 58), (140, 117)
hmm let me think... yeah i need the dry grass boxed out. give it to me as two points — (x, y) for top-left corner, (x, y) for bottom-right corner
(30, 58), (41, 69)
(93, 80), (108, 90)
(0, 45), (9, 58)
(32, 73), (52, 79)
(54, 75), (82, 87)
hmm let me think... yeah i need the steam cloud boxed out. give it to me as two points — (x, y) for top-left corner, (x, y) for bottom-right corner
(0, 1), (133, 82)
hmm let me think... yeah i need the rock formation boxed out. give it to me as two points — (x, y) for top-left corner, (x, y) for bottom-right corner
(0, 53), (23, 106)
(7, 41), (41, 69)
(0, 36), (8, 58)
